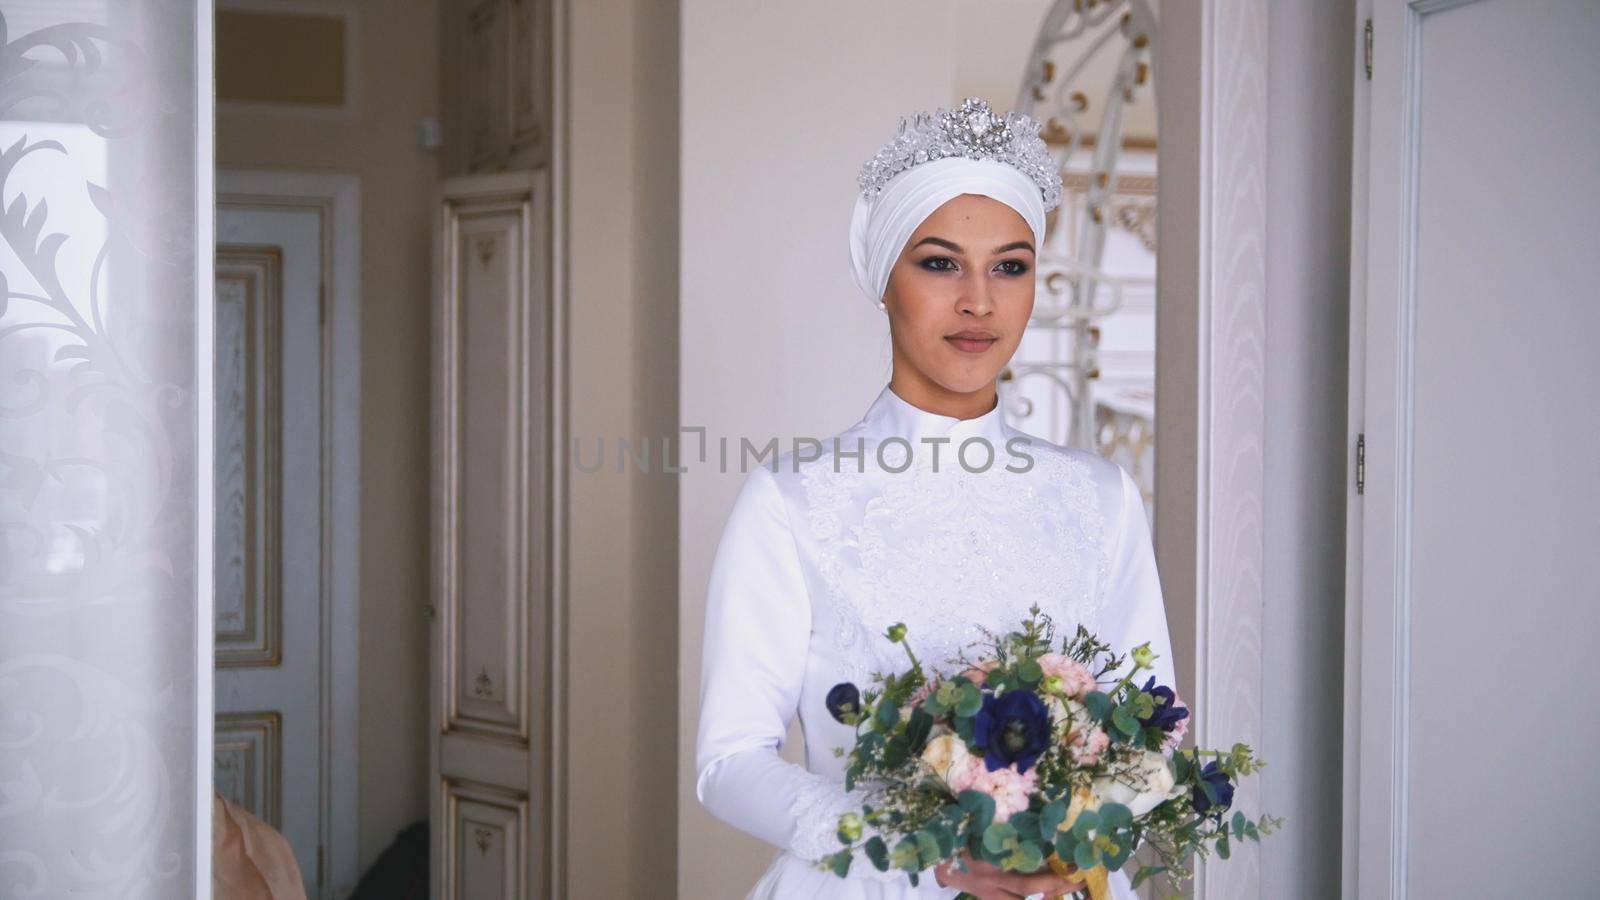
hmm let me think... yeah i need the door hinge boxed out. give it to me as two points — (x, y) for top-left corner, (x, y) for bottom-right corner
(1363, 19), (1373, 80)
(317, 844), (325, 885)
(1355, 433), (1366, 494)
(318, 282), (327, 325)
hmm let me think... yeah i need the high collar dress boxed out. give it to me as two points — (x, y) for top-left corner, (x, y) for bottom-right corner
(695, 384), (1177, 900)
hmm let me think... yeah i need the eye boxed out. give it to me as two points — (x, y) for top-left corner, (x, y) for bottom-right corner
(995, 259), (1031, 277)
(920, 256), (959, 273)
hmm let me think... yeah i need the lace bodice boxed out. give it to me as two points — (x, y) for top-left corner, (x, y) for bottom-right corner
(695, 385), (1175, 892)
(800, 440), (1111, 686)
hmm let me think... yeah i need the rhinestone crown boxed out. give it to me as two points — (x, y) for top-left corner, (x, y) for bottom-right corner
(857, 97), (1061, 212)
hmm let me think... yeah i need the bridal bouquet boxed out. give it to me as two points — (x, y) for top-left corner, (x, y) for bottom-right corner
(818, 608), (1279, 899)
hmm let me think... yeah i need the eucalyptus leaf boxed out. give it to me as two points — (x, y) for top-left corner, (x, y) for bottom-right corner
(956, 683), (984, 718)
(983, 820), (1017, 854)
(958, 790), (996, 836)
(1073, 841), (1100, 871)
(1014, 839), (1044, 873)
(1111, 708), (1140, 737)
(865, 836), (889, 871)
(916, 830), (942, 868)
(1084, 691), (1114, 722)
(1040, 799), (1067, 839)
(892, 836), (922, 872)
(1009, 811), (1040, 843)
(1098, 802), (1132, 830)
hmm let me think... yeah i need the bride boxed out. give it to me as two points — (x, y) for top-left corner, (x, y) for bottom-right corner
(694, 97), (1176, 900)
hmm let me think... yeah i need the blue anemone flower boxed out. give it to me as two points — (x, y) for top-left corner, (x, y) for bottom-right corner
(972, 689), (1051, 774)
(825, 682), (861, 724)
(1139, 676), (1191, 733)
(1192, 761), (1235, 818)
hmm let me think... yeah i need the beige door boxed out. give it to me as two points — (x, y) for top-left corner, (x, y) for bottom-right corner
(430, 170), (554, 900)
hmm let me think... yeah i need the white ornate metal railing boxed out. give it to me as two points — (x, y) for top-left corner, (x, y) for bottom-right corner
(1001, 0), (1158, 490)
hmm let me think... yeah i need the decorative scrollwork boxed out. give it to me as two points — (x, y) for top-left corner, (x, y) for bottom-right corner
(1005, 0), (1158, 453)
(0, 7), (199, 895)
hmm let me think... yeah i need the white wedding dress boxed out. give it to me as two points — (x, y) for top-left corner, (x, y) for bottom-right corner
(695, 384), (1177, 899)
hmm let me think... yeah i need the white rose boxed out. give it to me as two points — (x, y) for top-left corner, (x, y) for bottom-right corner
(920, 733), (971, 785)
(1092, 751), (1177, 817)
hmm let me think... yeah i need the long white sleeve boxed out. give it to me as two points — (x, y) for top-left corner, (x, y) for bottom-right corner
(1094, 464), (1179, 900)
(1096, 464), (1179, 698)
(694, 465), (894, 872)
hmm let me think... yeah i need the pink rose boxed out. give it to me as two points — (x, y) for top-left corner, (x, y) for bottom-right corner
(967, 762), (1038, 823)
(1161, 692), (1190, 751)
(1069, 727), (1110, 766)
(961, 660), (999, 686)
(1038, 653), (1097, 698)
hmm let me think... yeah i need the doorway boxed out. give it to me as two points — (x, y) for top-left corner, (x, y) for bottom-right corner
(215, 169), (362, 898)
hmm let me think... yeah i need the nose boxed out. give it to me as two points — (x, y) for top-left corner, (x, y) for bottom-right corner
(957, 271), (994, 317)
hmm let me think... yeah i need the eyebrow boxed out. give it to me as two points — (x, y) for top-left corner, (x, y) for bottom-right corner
(911, 236), (1036, 256)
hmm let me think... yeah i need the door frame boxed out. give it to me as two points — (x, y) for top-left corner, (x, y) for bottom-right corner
(1341, 2), (1490, 897)
(217, 168), (363, 898)
(1154, 2), (1270, 898)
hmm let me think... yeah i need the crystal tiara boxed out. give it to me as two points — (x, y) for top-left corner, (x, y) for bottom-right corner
(857, 96), (1062, 212)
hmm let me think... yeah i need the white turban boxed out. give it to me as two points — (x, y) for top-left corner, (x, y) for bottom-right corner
(847, 156), (1048, 309)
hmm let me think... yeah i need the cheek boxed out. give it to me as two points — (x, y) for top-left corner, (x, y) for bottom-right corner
(998, 278), (1035, 324)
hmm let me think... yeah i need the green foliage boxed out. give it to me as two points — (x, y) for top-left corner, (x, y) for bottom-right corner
(1040, 799), (1067, 838)
(890, 836), (921, 873)
(955, 681), (984, 717)
(864, 835), (889, 871)
(957, 790), (996, 837)
(814, 614), (1277, 896)
(1083, 691), (1114, 723)
(828, 850), (852, 877)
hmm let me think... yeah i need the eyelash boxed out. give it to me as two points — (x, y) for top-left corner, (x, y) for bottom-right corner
(920, 256), (1032, 277)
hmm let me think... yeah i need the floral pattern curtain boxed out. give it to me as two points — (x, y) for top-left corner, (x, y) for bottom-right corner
(0, 2), (208, 897)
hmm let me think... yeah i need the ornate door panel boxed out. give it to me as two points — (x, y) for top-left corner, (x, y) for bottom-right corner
(448, 0), (552, 175)
(431, 171), (553, 899)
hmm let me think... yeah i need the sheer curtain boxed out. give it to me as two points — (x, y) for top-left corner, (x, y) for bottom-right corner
(0, 2), (211, 897)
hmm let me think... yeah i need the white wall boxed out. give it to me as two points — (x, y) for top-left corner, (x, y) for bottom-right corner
(1262, 1), (1353, 895)
(677, 2), (964, 895)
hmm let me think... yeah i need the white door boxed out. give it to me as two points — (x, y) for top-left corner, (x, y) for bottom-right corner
(214, 199), (324, 895)
(1345, 1), (1600, 898)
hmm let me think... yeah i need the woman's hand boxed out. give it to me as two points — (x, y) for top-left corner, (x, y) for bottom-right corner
(933, 852), (1088, 900)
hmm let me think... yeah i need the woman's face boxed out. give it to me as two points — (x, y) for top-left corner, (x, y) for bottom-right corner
(882, 193), (1036, 400)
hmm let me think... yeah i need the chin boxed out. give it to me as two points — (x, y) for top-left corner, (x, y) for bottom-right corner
(932, 369), (1004, 396)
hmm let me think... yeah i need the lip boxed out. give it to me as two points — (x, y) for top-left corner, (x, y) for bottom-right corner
(945, 330), (998, 354)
